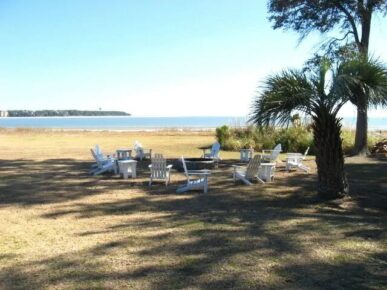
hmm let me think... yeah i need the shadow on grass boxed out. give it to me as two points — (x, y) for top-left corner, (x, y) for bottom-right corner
(0, 158), (152, 206)
(0, 158), (386, 289)
(345, 160), (387, 210)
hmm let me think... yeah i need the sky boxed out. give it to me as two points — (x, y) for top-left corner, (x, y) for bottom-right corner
(0, 0), (386, 117)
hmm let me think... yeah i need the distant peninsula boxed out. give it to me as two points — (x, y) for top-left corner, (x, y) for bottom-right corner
(3, 110), (131, 117)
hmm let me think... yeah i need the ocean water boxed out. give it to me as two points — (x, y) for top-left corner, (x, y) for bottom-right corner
(0, 116), (247, 130)
(341, 117), (387, 130)
(0, 116), (385, 130)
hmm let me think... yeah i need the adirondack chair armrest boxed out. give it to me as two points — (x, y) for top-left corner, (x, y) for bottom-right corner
(108, 155), (116, 161)
(260, 153), (270, 161)
(232, 164), (247, 173)
(232, 164), (245, 170)
(187, 170), (211, 176)
(287, 153), (303, 157)
(149, 164), (172, 170)
(286, 155), (303, 162)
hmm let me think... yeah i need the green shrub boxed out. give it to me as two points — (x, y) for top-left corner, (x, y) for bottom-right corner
(276, 127), (313, 153)
(215, 125), (313, 153)
(215, 125), (231, 148)
(341, 129), (384, 154)
(341, 129), (355, 154)
(216, 124), (385, 154)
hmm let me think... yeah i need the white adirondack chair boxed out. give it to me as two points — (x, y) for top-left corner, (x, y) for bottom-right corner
(232, 155), (265, 185)
(91, 145), (116, 169)
(176, 157), (211, 193)
(261, 144), (282, 162)
(233, 155), (275, 185)
(134, 141), (152, 160)
(90, 148), (117, 176)
(94, 144), (114, 159)
(286, 147), (310, 173)
(148, 154), (173, 186)
(202, 142), (221, 160)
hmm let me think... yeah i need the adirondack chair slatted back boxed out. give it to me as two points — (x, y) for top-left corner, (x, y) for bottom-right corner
(91, 148), (104, 168)
(94, 144), (108, 160)
(270, 144), (282, 161)
(210, 142), (221, 158)
(245, 155), (261, 179)
(180, 157), (191, 182)
(151, 154), (168, 179)
(94, 144), (102, 156)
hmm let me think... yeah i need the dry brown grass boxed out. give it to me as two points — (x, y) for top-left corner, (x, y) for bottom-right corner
(0, 129), (386, 289)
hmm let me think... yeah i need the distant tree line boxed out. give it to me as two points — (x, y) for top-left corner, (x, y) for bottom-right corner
(7, 110), (130, 117)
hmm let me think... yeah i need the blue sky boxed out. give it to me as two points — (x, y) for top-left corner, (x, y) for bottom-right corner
(0, 0), (386, 117)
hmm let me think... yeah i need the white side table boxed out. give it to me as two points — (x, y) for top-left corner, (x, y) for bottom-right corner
(240, 149), (254, 162)
(118, 160), (137, 179)
(259, 163), (276, 182)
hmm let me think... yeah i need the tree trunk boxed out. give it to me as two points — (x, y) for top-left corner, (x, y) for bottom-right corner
(358, 2), (372, 56)
(352, 2), (371, 155)
(353, 105), (369, 155)
(312, 109), (348, 199)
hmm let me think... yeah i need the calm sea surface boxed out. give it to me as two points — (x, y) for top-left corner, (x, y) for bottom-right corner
(0, 116), (247, 130)
(0, 116), (386, 130)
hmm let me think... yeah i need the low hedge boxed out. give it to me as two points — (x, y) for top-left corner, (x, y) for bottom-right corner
(216, 125), (380, 154)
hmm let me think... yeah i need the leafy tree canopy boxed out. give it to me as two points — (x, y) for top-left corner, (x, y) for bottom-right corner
(268, 0), (387, 53)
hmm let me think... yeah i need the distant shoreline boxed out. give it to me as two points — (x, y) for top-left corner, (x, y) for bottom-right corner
(0, 116), (134, 119)
(0, 127), (217, 135)
(2, 109), (130, 117)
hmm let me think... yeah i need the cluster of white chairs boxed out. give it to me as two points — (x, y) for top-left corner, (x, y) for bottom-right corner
(233, 144), (310, 186)
(90, 141), (310, 193)
(90, 142), (151, 175)
(90, 142), (219, 193)
(233, 144), (281, 185)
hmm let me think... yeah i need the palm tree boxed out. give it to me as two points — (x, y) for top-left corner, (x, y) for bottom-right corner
(250, 58), (387, 199)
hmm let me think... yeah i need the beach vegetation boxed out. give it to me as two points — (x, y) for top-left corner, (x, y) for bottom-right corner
(215, 125), (382, 156)
(216, 125), (313, 153)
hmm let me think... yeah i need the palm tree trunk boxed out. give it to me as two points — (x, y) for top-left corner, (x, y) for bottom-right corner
(312, 109), (348, 199)
(353, 105), (369, 155)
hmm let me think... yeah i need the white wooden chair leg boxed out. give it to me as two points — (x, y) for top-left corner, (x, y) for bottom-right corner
(241, 177), (253, 185)
(256, 176), (265, 184)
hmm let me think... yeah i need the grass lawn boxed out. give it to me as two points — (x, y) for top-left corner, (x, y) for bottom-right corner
(0, 129), (386, 289)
